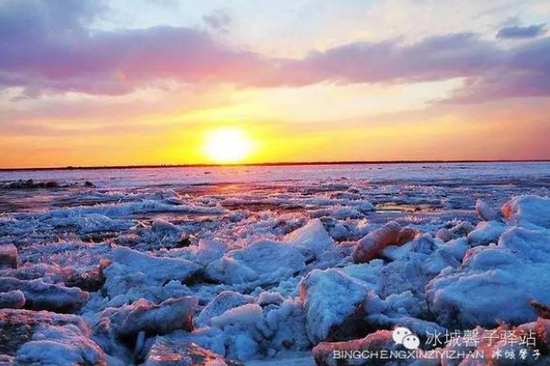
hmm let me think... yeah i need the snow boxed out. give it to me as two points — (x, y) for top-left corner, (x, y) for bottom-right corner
(205, 256), (259, 285)
(211, 303), (264, 329)
(43, 199), (226, 220)
(467, 220), (507, 246)
(15, 323), (106, 366)
(0, 309), (101, 364)
(284, 219), (337, 262)
(258, 291), (284, 306)
(195, 291), (255, 327)
(103, 247), (201, 300)
(502, 194), (550, 229)
(263, 298), (310, 352)
(193, 239), (228, 266)
(427, 226), (550, 328)
(98, 296), (198, 338)
(0, 244), (17, 269)
(299, 269), (369, 343)
(0, 277), (88, 312)
(0, 290), (25, 309)
(475, 198), (503, 222)
(207, 240), (306, 285)
(2, 163), (550, 365)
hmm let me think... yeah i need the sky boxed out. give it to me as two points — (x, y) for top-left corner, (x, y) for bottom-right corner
(1, 0), (550, 168)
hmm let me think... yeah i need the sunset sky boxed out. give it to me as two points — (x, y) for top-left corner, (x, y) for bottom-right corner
(1, 0), (550, 168)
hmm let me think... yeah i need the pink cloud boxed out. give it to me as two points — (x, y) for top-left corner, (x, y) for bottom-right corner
(1, 0), (549, 104)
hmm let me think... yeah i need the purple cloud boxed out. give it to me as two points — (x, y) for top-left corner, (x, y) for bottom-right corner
(267, 33), (502, 86)
(497, 24), (547, 39)
(1, 0), (549, 104)
(0, 0), (267, 95)
(447, 37), (550, 102)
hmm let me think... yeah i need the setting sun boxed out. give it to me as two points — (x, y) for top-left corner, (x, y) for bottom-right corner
(203, 128), (255, 164)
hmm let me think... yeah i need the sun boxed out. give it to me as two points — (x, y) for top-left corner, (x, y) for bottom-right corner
(203, 128), (255, 164)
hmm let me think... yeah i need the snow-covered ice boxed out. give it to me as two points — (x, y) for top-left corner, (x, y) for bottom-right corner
(1, 162), (550, 365)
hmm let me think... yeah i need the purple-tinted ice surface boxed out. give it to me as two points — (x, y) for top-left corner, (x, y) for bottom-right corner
(1, 162), (550, 365)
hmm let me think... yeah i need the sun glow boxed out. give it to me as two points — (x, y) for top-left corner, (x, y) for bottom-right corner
(203, 128), (255, 164)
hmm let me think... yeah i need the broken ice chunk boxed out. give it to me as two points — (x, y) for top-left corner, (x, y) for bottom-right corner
(102, 247), (201, 298)
(299, 269), (369, 343)
(475, 199), (503, 222)
(144, 338), (236, 366)
(0, 277), (88, 312)
(0, 245), (17, 270)
(195, 291), (255, 328)
(284, 219), (337, 262)
(0, 290), (25, 309)
(467, 220), (507, 246)
(427, 226), (550, 328)
(99, 296), (198, 339)
(502, 195), (550, 229)
(352, 221), (417, 263)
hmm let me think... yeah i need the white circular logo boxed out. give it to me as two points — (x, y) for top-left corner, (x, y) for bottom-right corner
(392, 327), (412, 344)
(402, 334), (420, 350)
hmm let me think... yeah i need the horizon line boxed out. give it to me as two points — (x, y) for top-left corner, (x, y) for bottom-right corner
(1, 159), (550, 172)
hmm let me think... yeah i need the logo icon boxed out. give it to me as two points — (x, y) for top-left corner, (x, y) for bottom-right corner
(392, 327), (420, 350)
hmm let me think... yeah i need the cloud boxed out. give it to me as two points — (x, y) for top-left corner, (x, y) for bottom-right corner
(203, 10), (231, 32)
(496, 24), (547, 39)
(446, 37), (550, 102)
(1, 0), (549, 104)
(0, 0), (266, 96)
(267, 33), (502, 86)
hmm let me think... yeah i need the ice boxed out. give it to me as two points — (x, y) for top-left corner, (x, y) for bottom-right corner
(263, 298), (310, 352)
(211, 303), (264, 329)
(208, 303), (267, 361)
(502, 194), (550, 229)
(66, 213), (131, 234)
(475, 199), (503, 222)
(299, 269), (369, 343)
(467, 220), (507, 246)
(0, 309), (95, 358)
(103, 247), (201, 299)
(43, 199), (226, 220)
(352, 221), (417, 263)
(284, 219), (337, 262)
(193, 239), (229, 266)
(312, 330), (397, 366)
(98, 296), (198, 339)
(0, 277), (88, 312)
(207, 240), (306, 285)
(258, 291), (284, 306)
(437, 237), (469, 262)
(0, 290), (25, 309)
(0, 244), (17, 269)
(151, 219), (181, 236)
(355, 200), (376, 212)
(2, 164), (550, 365)
(341, 260), (383, 291)
(245, 351), (313, 366)
(379, 258), (431, 299)
(144, 338), (233, 366)
(15, 323), (107, 366)
(195, 291), (255, 327)
(205, 257), (259, 285)
(427, 226), (550, 328)
(446, 220), (475, 239)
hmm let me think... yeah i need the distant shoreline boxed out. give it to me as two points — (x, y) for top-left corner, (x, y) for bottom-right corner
(1, 159), (550, 172)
